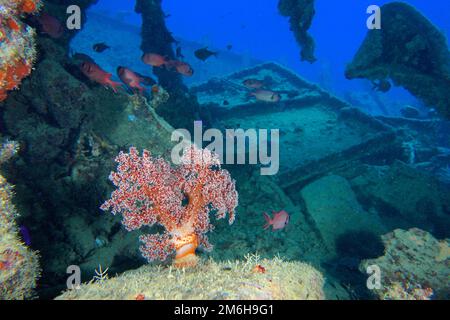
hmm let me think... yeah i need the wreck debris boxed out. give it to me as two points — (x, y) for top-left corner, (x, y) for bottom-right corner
(346, 2), (450, 119)
(278, 0), (316, 63)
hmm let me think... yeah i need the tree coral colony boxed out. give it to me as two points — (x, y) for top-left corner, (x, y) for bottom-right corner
(0, 0), (41, 101)
(101, 146), (238, 268)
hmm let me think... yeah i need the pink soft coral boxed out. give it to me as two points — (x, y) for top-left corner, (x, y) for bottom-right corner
(101, 145), (238, 267)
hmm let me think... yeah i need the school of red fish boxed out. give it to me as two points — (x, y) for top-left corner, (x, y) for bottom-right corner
(35, 13), (283, 103)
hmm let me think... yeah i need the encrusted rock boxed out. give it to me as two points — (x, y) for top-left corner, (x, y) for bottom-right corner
(345, 2), (450, 119)
(360, 228), (449, 299)
(0, 140), (41, 299)
(56, 255), (325, 300)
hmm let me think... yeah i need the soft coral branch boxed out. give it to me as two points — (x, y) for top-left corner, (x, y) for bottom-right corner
(101, 145), (238, 267)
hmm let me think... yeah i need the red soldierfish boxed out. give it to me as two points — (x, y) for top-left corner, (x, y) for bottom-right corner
(36, 12), (64, 39)
(117, 67), (147, 94)
(80, 62), (123, 93)
(166, 60), (194, 77)
(243, 79), (264, 89)
(263, 210), (290, 231)
(249, 90), (281, 103)
(141, 53), (169, 67)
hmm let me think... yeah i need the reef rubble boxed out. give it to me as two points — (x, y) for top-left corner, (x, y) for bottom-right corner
(0, 140), (40, 300)
(0, 0), (41, 101)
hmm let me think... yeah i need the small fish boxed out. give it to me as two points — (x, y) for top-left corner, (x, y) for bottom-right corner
(249, 90), (281, 103)
(223, 100), (230, 106)
(263, 210), (290, 231)
(80, 61), (123, 93)
(226, 44), (233, 50)
(141, 53), (169, 67)
(36, 12), (64, 39)
(166, 60), (194, 77)
(93, 42), (110, 53)
(117, 66), (156, 87)
(117, 66), (146, 94)
(194, 47), (218, 62)
(243, 79), (264, 89)
(372, 79), (391, 93)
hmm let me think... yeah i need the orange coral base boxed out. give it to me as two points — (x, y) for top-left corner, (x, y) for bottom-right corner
(173, 233), (199, 268)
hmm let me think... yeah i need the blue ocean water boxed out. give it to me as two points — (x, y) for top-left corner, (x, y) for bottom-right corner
(81, 0), (450, 113)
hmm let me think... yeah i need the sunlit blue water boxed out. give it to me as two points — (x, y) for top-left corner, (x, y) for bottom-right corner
(80, 0), (450, 113)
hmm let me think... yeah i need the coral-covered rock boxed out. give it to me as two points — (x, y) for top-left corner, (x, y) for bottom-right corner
(0, 140), (40, 300)
(345, 2), (450, 119)
(0, 0), (154, 299)
(0, 0), (41, 101)
(360, 228), (449, 300)
(56, 255), (325, 300)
